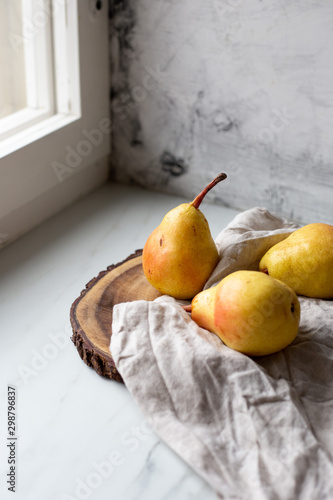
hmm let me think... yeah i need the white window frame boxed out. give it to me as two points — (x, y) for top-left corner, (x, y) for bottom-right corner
(0, 0), (111, 248)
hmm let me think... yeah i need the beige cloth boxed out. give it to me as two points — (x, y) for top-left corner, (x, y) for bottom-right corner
(111, 207), (333, 500)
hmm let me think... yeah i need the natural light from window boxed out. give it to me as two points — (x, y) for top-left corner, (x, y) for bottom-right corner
(0, 0), (81, 152)
(0, 0), (27, 118)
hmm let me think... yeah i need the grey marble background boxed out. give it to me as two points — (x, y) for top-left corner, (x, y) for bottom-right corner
(109, 0), (333, 224)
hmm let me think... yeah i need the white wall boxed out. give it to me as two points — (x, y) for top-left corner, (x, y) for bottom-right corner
(110, 0), (333, 224)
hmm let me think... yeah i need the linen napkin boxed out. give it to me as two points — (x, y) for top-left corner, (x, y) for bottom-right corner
(111, 207), (333, 500)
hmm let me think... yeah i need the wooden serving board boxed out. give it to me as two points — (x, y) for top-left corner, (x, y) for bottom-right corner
(70, 250), (161, 382)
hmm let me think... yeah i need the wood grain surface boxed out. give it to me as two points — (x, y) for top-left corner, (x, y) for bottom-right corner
(70, 250), (161, 381)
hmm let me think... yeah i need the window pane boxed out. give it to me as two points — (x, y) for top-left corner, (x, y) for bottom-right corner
(0, 0), (27, 118)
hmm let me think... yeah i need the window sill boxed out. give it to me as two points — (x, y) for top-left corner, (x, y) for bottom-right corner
(0, 180), (239, 499)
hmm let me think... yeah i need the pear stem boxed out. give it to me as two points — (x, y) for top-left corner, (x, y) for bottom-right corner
(182, 304), (192, 313)
(190, 173), (227, 209)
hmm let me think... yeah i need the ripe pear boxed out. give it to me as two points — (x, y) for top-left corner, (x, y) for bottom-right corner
(142, 173), (227, 299)
(185, 270), (300, 356)
(259, 223), (333, 299)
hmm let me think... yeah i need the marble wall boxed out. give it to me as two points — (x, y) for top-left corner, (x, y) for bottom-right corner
(109, 0), (333, 224)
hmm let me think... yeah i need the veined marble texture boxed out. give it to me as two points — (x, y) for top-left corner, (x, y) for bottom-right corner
(110, 0), (333, 224)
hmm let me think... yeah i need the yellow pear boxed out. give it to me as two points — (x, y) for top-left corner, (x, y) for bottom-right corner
(185, 270), (300, 356)
(259, 223), (333, 299)
(142, 173), (227, 299)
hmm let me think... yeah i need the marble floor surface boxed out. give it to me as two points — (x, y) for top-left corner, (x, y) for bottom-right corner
(0, 181), (240, 500)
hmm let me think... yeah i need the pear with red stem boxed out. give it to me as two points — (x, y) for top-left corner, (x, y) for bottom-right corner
(142, 173), (227, 299)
